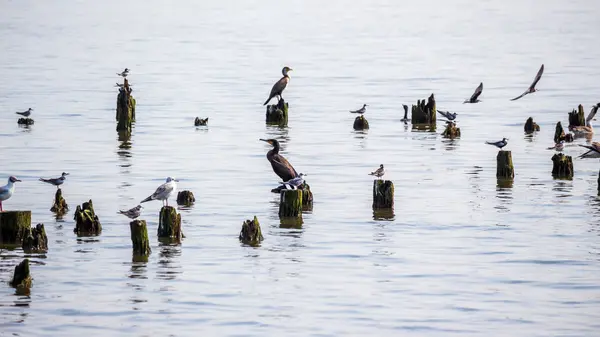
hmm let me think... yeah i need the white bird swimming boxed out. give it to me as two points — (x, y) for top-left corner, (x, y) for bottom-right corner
(140, 177), (178, 206)
(118, 205), (143, 219)
(0, 176), (21, 212)
(486, 138), (508, 149)
(280, 173), (306, 190)
(369, 164), (385, 179)
(39, 172), (69, 188)
(547, 141), (565, 152)
(350, 104), (368, 114)
(438, 109), (457, 121)
(15, 108), (33, 117)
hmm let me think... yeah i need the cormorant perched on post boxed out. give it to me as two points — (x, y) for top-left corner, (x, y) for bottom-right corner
(260, 138), (298, 182)
(263, 67), (292, 105)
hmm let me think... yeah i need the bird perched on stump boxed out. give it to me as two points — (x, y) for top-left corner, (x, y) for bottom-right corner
(15, 108), (33, 117)
(141, 177), (178, 207)
(369, 164), (385, 179)
(39, 172), (69, 188)
(118, 205), (143, 219)
(486, 138), (508, 149)
(438, 110), (457, 121)
(260, 138), (298, 182)
(117, 68), (130, 77)
(280, 173), (306, 190)
(0, 176), (21, 212)
(264, 66), (292, 105)
(350, 104), (368, 114)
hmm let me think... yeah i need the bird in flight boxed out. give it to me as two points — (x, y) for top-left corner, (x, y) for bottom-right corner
(463, 82), (483, 103)
(510, 64), (544, 101)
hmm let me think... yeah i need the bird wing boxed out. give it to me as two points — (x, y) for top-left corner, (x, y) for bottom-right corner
(272, 154), (298, 180)
(152, 182), (173, 199)
(586, 105), (599, 124)
(265, 77), (289, 104)
(437, 110), (449, 118)
(510, 91), (527, 101)
(578, 144), (600, 154)
(470, 82), (483, 101)
(529, 64), (544, 90)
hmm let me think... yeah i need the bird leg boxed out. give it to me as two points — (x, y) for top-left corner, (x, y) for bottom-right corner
(0, 201), (3, 212)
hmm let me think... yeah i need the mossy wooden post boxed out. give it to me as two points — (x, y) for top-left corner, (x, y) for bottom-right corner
(266, 98), (288, 126)
(130, 220), (151, 256)
(239, 216), (264, 246)
(22, 223), (48, 254)
(441, 122), (461, 138)
(194, 117), (208, 126)
(411, 94), (436, 129)
(568, 104), (585, 128)
(372, 180), (394, 209)
(50, 188), (68, 214)
(176, 191), (195, 206)
(353, 115), (369, 130)
(279, 190), (302, 218)
(554, 122), (573, 143)
(524, 117), (540, 134)
(598, 170), (600, 195)
(17, 118), (34, 126)
(158, 206), (182, 241)
(301, 183), (314, 209)
(551, 153), (574, 179)
(496, 150), (514, 179)
(11, 259), (32, 293)
(116, 78), (136, 132)
(73, 200), (102, 235)
(0, 211), (31, 245)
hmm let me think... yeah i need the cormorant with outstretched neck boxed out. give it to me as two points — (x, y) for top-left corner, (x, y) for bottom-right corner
(260, 138), (298, 182)
(264, 67), (292, 105)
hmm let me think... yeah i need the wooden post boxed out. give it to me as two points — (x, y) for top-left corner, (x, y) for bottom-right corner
(496, 150), (515, 179)
(158, 206), (183, 241)
(50, 188), (68, 214)
(17, 118), (34, 126)
(353, 115), (369, 130)
(598, 170), (600, 195)
(0, 211), (31, 245)
(568, 104), (585, 128)
(194, 117), (208, 126)
(116, 78), (136, 132)
(372, 180), (394, 209)
(265, 99), (288, 126)
(239, 216), (264, 245)
(11, 259), (32, 294)
(176, 191), (195, 206)
(441, 122), (461, 138)
(301, 183), (314, 209)
(411, 94), (436, 129)
(279, 190), (302, 218)
(73, 200), (102, 235)
(22, 223), (48, 254)
(130, 220), (151, 256)
(554, 121), (573, 143)
(524, 117), (540, 134)
(551, 153), (574, 179)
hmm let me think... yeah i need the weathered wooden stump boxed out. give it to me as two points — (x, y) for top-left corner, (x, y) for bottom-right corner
(496, 150), (515, 179)
(301, 183), (314, 209)
(279, 190), (302, 218)
(11, 259), (32, 293)
(598, 170), (600, 195)
(524, 117), (540, 134)
(22, 223), (48, 254)
(0, 211), (31, 245)
(568, 104), (585, 128)
(130, 220), (151, 256)
(176, 191), (195, 206)
(158, 206), (183, 241)
(116, 78), (136, 132)
(554, 121), (573, 143)
(50, 188), (68, 214)
(353, 115), (370, 130)
(411, 94), (436, 129)
(17, 118), (34, 126)
(442, 122), (461, 138)
(194, 117), (208, 126)
(372, 180), (394, 209)
(239, 216), (264, 246)
(73, 200), (102, 235)
(266, 99), (288, 126)
(551, 153), (574, 179)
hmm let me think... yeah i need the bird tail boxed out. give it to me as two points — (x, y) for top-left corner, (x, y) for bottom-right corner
(485, 141), (493, 145)
(140, 196), (153, 203)
(263, 98), (271, 106)
(39, 178), (48, 183)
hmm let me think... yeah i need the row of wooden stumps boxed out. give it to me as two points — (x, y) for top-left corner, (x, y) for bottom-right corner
(116, 78), (136, 133)
(495, 150), (574, 181)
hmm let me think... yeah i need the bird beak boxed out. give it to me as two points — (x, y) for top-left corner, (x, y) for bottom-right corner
(289, 68), (293, 71)
(16, 179), (22, 182)
(259, 139), (269, 143)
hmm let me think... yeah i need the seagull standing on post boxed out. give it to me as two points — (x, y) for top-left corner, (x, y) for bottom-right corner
(39, 172), (69, 188)
(140, 177), (178, 207)
(0, 176), (21, 212)
(369, 164), (385, 179)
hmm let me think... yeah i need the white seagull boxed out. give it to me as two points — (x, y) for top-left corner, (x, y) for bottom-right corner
(280, 173), (306, 190)
(117, 68), (130, 77)
(0, 176), (22, 212)
(140, 177), (178, 206)
(369, 164), (385, 179)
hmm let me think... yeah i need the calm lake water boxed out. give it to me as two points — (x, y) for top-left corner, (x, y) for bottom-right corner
(1, 0), (600, 336)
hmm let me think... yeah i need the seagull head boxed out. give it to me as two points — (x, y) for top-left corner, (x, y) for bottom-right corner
(9, 176), (21, 183)
(166, 177), (179, 183)
(298, 173), (306, 178)
(380, 164), (384, 169)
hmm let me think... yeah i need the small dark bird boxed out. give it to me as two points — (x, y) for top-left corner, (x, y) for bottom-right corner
(510, 64), (544, 101)
(263, 66), (292, 105)
(438, 110), (457, 121)
(350, 104), (368, 114)
(369, 164), (385, 179)
(39, 172), (69, 188)
(486, 138), (508, 149)
(401, 104), (410, 122)
(260, 138), (298, 182)
(118, 205), (143, 219)
(15, 108), (33, 117)
(117, 68), (130, 77)
(464, 82), (483, 103)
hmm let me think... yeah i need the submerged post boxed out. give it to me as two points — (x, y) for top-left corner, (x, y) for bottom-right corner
(441, 122), (461, 138)
(411, 94), (436, 130)
(524, 117), (540, 134)
(116, 78), (136, 133)
(158, 206), (183, 241)
(279, 190), (302, 218)
(73, 200), (102, 235)
(176, 191), (195, 206)
(0, 211), (31, 245)
(265, 99), (288, 126)
(17, 118), (34, 126)
(22, 223), (48, 254)
(11, 259), (32, 293)
(568, 104), (585, 128)
(130, 220), (151, 256)
(239, 216), (264, 246)
(551, 153), (574, 179)
(496, 150), (515, 179)
(194, 117), (208, 126)
(372, 180), (394, 209)
(50, 188), (68, 214)
(353, 115), (369, 130)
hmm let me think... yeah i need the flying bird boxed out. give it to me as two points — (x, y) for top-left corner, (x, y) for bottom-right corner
(260, 138), (298, 182)
(510, 64), (544, 101)
(369, 164), (385, 179)
(118, 205), (143, 219)
(280, 173), (306, 190)
(438, 109), (457, 121)
(15, 108), (33, 117)
(0, 176), (21, 212)
(140, 177), (178, 207)
(117, 68), (130, 77)
(350, 104), (368, 114)
(263, 66), (292, 105)
(39, 172), (69, 188)
(486, 138), (508, 149)
(464, 82), (483, 103)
